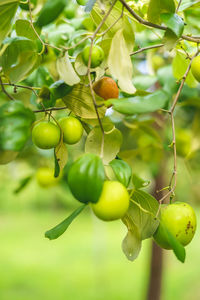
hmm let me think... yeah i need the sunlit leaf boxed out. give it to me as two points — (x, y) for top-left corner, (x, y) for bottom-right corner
(57, 52), (80, 86)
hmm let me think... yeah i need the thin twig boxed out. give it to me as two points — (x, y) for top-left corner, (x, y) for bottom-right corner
(0, 76), (15, 100)
(119, 0), (200, 43)
(2, 83), (39, 97)
(130, 44), (164, 56)
(33, 106), (68, 113)
(176, 0), (182, 13)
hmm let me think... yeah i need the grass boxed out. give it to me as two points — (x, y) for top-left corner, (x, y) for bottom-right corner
(0, 209), (199, 300)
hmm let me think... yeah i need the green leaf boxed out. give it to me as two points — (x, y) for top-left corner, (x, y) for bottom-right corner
(16, 19), (41, 40)
(14, 175), (32, 194)
(133, 75), (157, 90)
(50, 80), (73, 100)
(1, 37), (39, 83)
(132, 174), (150, 189)
(0, 101), (35, 151)
(57, 52), (80, 86)
(123, 190), (159, 240)
(107, 90), (169, 115)
(36, 0), (66, 28)
(155, 222), (186, 263)
(161, 13), (184, 37)
(109, 159), (132, 187)
(0, 0), (19, 45)
(121, 219), (142, 262)
(108, 28), (136, 94)
(45, 205), (86, 240)
(62, 84), (106, 119)
(68, 153), (105, 203)
(85, 126), (123, 164)
(179, 0), (200, 11)
(147, 0), (175, 23)
(172, 51), (198, 88)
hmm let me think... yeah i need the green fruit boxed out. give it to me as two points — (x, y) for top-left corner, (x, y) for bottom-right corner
(68, 153), (105, 203)
(82, 45), (105, 68)
(64, 4), (76, 19)
(154, 202), (197, 249)
(59, 116), (83, 145)
(36, 167), (62, 187)
(191, 56), (200, 82)
(91, 181), (130, 221)
(76, 0), (87, 6)
(152, 55), (165, 72)
(32, 121), (60, 149)
(176, 129), (191, 157)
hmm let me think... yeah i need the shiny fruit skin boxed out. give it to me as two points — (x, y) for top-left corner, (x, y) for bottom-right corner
(91, 181), (130, 221)
(154, 202), (197, 249)
(82, 45), (104, 68)
(36, 167), (61, 188)
(59, 117), (83, 144)
(93, 77), (119, 100)
(32, 121), (60, 149)
(76, 0), (87, 6)
(191, 56), (200, 82)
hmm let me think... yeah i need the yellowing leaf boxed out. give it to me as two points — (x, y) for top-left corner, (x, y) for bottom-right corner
(85, 126), (123, 164)
(55, 142), (68, 172)
(57, 52), (80, 86)
(108, 29), (136, 94)
(62, 84), (106, 119)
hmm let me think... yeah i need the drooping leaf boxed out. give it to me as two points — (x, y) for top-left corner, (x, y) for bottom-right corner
(0, 0), (19, 45)
(132, 174), (150, 189)
(14, 175), (32, 194)
(54, 142), (68, 177)
(121, 218), (142, 262)
(172, 51), (198, 88)
(179, 0), (200, 11)
(108, 29), (136, 94)
(154, 222), (186, 263)
(161, 13), (184, 37)
(85, 126), (123, 164)
(147, 0), (176, 23)
(109, 159), (132, 187)
(0, 150), (19, 165)
(62, 84), (106, 119)
(107, 90), (169, 115)
(57, 52), (80, 86)
(0, 101), (35, 151)
(45, 205), (86, 240)
(68, 153), (105, 203)
(123, 190), (159, 240)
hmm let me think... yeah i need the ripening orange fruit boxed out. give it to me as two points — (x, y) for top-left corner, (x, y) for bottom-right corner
(93, 77), (119, 100)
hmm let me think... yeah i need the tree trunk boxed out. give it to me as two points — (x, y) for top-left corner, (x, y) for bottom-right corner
(146, 169), (165, 300)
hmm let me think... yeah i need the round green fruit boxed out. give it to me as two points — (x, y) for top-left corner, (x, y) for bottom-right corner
(32, 121), (60, 149)
(76, 0), (87, 6)
(154, 202), (197, 249)
(151, 55), (165, 72)
(191, 56), (200, 82)
(36, 167), (62, 188)
(59, 116), (83, 144)
(91, 181), (130, 221)
(82, 45), (105, 68)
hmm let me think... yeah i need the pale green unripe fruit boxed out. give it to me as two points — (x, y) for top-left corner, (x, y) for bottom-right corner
(91, 181), (130, 221)
(191, 56), (200, 82)
(154, 202), (197, 249)
(59, 116), (83, 145)
(32, 121), (60, 149)
(36, 167), (62, 187)
(82, 45), (105, 68)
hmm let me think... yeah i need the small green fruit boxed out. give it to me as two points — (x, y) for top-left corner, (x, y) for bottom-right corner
(91, 181), (130, 221)
(191, 56), (200, 82)
(59, 117), (83, 144)
(82, 45), (105, 68)
(36, 167), (62, 187)
(32, 121), (60, 149)
(154, 202), (197, 249)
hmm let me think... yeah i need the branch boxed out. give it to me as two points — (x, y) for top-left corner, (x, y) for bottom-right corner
(0, 76), (15, 100)
(176, 0), (182, 13)
(130, 44), (164, 56)
(33, 106), (68, 113)
(119, 0), (200, 43)
(1, 82), (40, 96)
